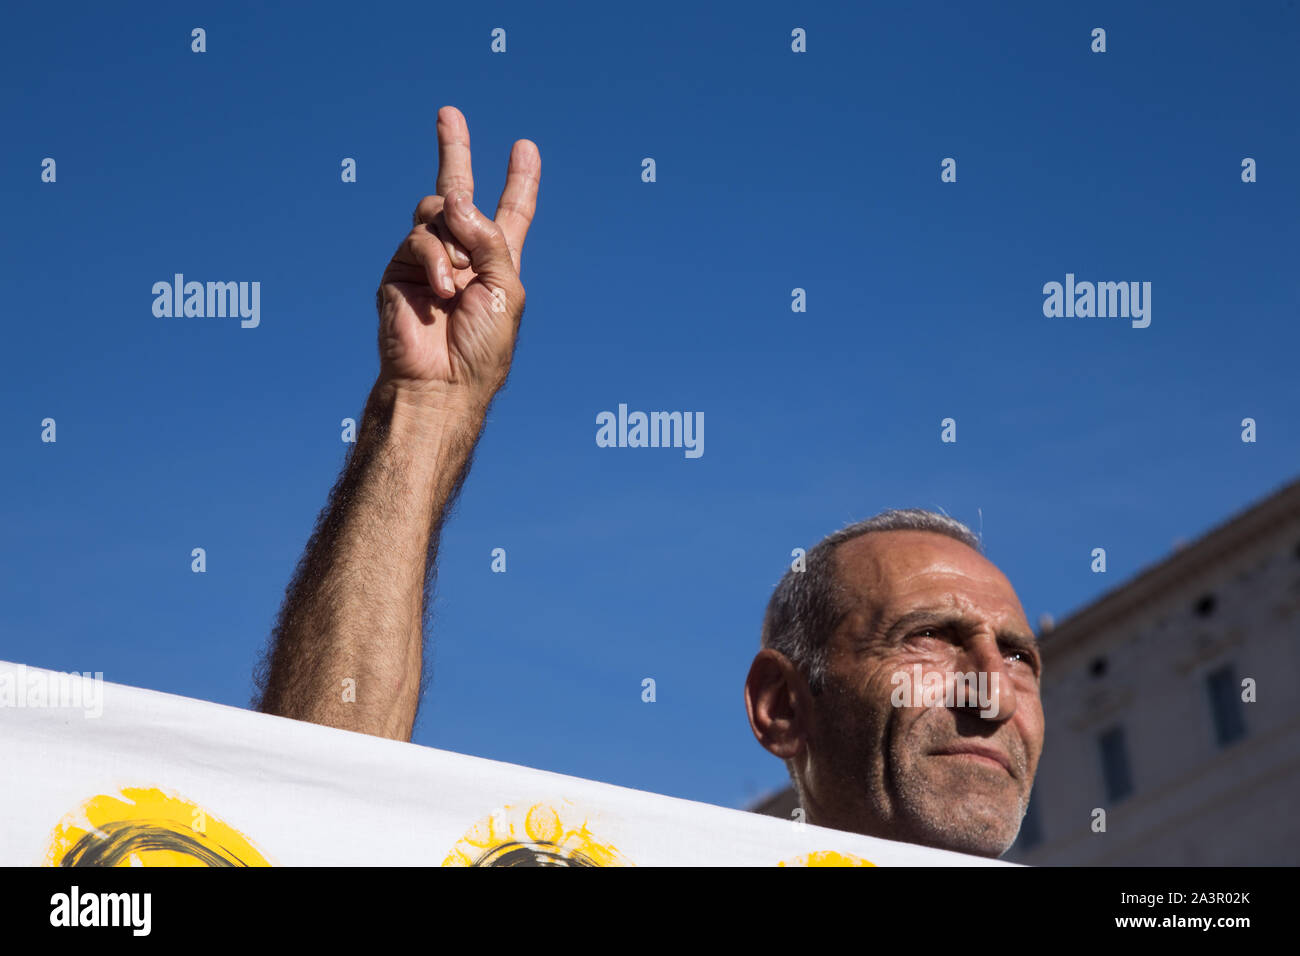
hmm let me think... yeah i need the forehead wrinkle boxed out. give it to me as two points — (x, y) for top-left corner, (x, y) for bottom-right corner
(886, 604), (1037, 645)
(886, 578), (1031, 638)
(895, 554), (1026, 610)
(832, 532), (1029, 641)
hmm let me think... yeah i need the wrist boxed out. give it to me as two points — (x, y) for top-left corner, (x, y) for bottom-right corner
(373, 376), (496, 422)
(366, 377), (491, 452)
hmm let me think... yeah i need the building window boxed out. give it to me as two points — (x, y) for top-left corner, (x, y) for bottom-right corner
(1207, 665), (1247, 746)
(1099, 727), (1134, 802)
(1017, 792), (1043, 851)
(1194, 594), (1217, 617)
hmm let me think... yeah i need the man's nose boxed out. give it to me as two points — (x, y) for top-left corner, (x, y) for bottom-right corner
(957, 632), (1018, 722)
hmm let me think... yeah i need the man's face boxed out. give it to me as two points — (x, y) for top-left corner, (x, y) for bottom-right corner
(800, 530), (1044, 857)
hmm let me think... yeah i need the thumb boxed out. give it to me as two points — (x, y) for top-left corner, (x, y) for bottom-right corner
(442, 189), (518, 291)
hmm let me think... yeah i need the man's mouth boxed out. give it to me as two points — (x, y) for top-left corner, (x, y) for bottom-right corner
(930, 744), (1013, 775)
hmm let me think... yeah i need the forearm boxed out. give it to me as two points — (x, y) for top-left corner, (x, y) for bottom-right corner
(255, 379), (488, 740)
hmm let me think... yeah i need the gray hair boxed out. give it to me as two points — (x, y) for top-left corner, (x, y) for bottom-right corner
(760, 509), (982, 694)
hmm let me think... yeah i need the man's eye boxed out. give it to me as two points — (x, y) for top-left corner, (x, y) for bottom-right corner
(1005, 649), (1037, 670)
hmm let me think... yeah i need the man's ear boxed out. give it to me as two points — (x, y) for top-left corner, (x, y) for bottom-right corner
(745, 649), (813, 760)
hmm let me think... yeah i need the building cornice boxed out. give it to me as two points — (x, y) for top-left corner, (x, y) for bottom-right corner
(1040, 476), (1300, 660)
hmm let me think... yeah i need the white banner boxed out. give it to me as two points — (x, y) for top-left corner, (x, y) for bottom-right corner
(0, 661), (1011, 867)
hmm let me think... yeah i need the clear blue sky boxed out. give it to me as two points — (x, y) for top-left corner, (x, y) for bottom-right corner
(3, 1), (1296, 810)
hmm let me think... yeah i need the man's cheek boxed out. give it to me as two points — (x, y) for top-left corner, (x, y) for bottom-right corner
(1017, 709), (1046, 777)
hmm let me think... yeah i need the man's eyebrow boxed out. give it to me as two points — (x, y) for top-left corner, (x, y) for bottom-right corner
(883, 608), (969, 638)
(884, 608), (1038, 647)
(998, 630), (1040, 650)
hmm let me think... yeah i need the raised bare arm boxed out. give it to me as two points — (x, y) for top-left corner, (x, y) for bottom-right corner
(253, 106), (540, 739)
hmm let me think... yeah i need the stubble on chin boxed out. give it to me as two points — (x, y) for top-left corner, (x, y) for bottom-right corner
(887, 719), (1029, 856)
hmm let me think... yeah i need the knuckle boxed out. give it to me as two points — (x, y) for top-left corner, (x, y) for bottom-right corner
(402, 233), (429, 264)
(411, 195), (443, 225)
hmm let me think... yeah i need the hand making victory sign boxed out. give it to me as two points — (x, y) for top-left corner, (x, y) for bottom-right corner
(256, 107), (541, 740)
(377, 105), (541, 404)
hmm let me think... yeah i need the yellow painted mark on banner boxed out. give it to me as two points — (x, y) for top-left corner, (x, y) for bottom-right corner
(443, 800), (631, 867)
(44, 787), (271, 867)
(779, 850), (877, 867)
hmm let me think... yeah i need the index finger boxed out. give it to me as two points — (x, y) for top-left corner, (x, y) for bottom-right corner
(494, 138), (541, 271)
(435, 106), (474, 200)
